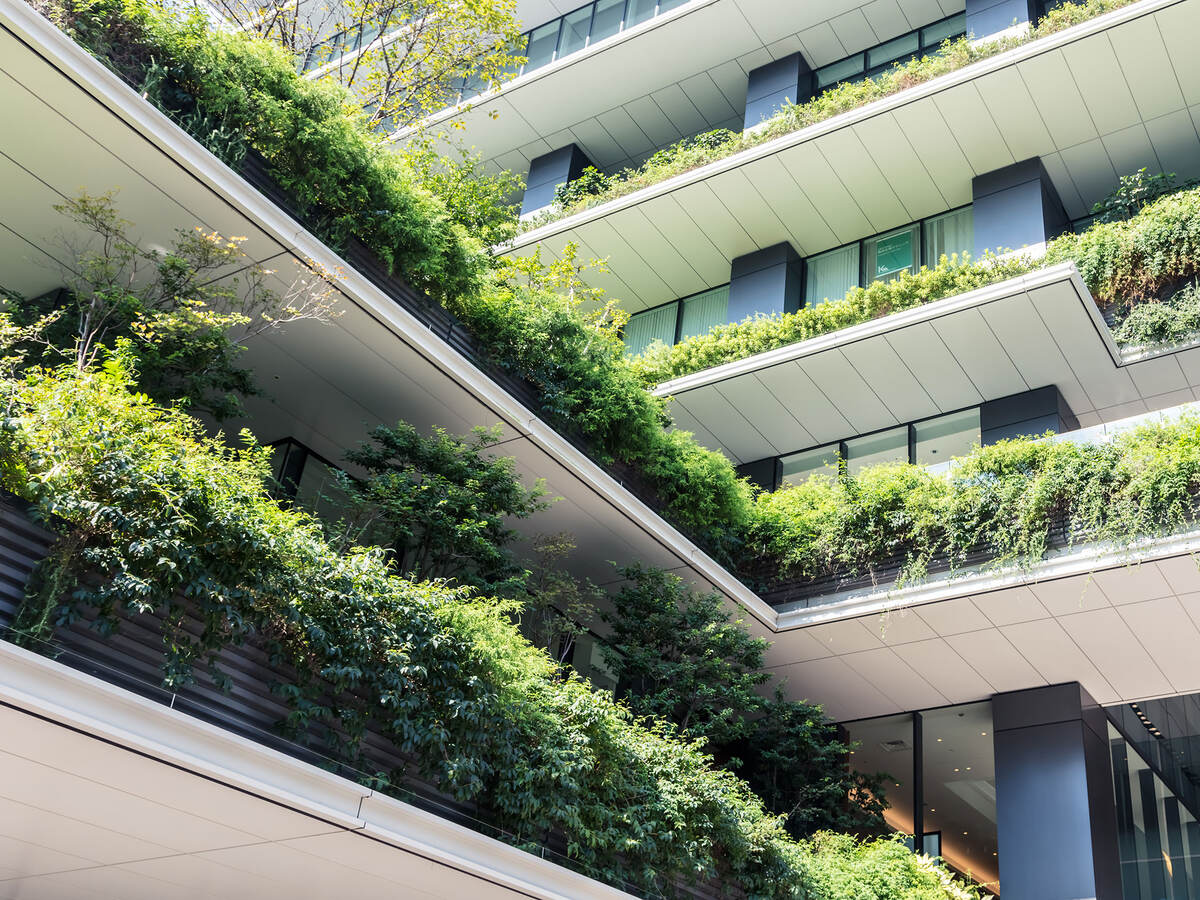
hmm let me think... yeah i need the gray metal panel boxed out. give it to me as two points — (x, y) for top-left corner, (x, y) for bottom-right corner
(993, 683), (1123, 900)
(727, 242), (802, 322)
(972, 158), (1069, 256)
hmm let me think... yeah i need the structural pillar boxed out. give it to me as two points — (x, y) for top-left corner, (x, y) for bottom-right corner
(993, 683), (1122, 900)
(727, 242), (803, 321)
(520, 144), (593, 218)
(743, 53), (813, 129)
(972, 158), (1069, 257)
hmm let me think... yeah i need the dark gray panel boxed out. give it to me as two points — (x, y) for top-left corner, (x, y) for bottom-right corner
(972, 158), (1069, 256)
(743, 52), (811, 129)
(994, 683), (1122, 900)
(736, 457), (781, 492)
(521, 144), (593, 215)
(728, 242), (802, 322)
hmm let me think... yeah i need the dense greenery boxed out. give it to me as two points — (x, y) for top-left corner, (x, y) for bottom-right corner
(529, 0), (1137, 229)
(604, 566), (886, 838)
(48, 0), (487, 299)
(330, 422), (546, 596)
(0, 352), (974, 899)
(634, 179), (1200, 385)
(4, 193), (338, 419)
(748, 422), (1200, 585)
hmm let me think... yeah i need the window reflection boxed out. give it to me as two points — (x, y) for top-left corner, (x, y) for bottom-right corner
(922, 702), (1000, 893)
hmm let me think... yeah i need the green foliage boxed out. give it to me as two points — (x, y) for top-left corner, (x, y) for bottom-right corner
(802, 834), (979, 900)
(0, 356), (975, 898)
(50, 0), (486, 300)
(602, 565), (771, 748)
(1112, 282), (1200, 349)
(602, 566), (887, 839)
(1042, 181), (1200, 309)
(632, 253), (1030, 385)
(745, 422), (1200, 584)
(1091, 167), (1184, 224)
(521, 0), (1136, 230)
(5, 192), (337, 420)
(399, 137), (525, 247)
(330, 423), (546, 596)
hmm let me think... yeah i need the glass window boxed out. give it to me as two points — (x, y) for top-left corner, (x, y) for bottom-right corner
(845, 426), (908, 475)
(657, 0), (688, 10)
(678, 285), (730, 340)
(557, 6), (593, 56)
(863, 225), (918, 284)
(525, 20), (561, 70)
(815, 54), (865, 89)
(623, 302), (678, 356)
(923, 206), (974, 267)
(867, 32), (919, 70)
(625, 0), (657, 26)
(1110, 721), (1200, 899)
(844, 714), (916, 839)
(922, 702), (999, 893)
(805, 244), (860, 306)
(780, 444), (840, 486)
(913, 408), (980, 466)
(921, 13), (966, 47)
(590, 0), (626, 41)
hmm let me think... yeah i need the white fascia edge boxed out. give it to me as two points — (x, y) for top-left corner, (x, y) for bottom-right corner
(0, 639), (633, 900)
(653, 262), (1120, 397)
(775, 527), (1200, 631)
(505, 0), (1183, 250)
(388, 0), (724, 142)
(0, 0), (777, 628)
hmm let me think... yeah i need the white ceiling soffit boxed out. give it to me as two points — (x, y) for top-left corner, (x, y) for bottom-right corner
(0, 641), (634, 899)
(651, 263), (1200, 465)
(0, 0), (774, 624)
(764, 528), (1200, 722)
(401, 0), (963, 176)
(505, 0), (1200, 313)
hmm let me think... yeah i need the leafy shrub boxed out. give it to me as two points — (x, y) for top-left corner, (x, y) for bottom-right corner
(603, 565), (887, 838)
(632, 253), (1030, 385)
(1090, 168), (1185, 224)
(0, 355), (977, 899)
(745, 421), (1200, 585)
(54, 0), (486, 300)
(330, 422), (547, 596)
(1112, 282), (1200, 348)
(520, 0), (1138, 230)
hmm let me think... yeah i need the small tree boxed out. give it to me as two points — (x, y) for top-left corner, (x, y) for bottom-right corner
(211, 0), (526, 130)
(601, 564), (886, 838)
(1091, 168), (1181, 223)
(518, 533), (602, 665)
(602, 564), (769, 750)
(7, 193), (339, 419)
(330, 422), (547, 595)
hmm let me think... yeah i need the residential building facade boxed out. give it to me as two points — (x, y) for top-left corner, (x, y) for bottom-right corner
(2, 0), (1200, 897)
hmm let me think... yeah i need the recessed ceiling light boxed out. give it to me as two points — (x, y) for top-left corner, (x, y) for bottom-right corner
(953, 768), (960, 772)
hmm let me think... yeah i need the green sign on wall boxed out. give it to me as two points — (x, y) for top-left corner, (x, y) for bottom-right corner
(874, 231), (913, 278)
